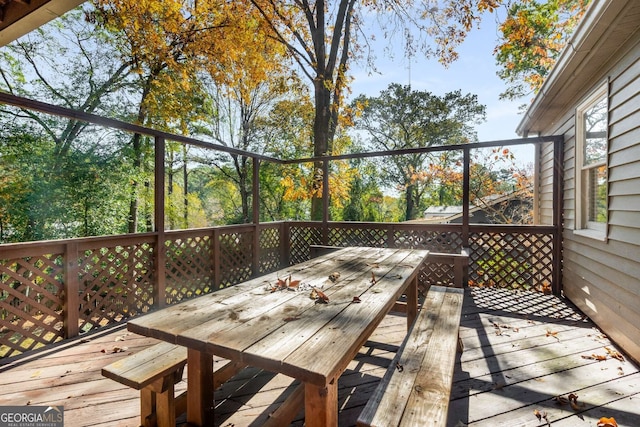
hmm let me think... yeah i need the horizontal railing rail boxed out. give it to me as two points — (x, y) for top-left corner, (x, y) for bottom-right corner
(0, 221), (555, 360)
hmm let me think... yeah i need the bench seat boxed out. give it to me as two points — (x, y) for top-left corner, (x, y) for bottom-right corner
(357, 285), (464, 427)
(102, 341), (243, 427)
(102, 341), (187, 427)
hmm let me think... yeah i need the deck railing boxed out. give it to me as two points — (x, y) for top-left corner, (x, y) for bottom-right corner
(0, 221), (555, 359)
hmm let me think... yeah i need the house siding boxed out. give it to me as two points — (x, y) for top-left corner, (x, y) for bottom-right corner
(538, 35), (640, 363)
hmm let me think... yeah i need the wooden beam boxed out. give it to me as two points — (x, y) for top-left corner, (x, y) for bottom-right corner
(262, 383), (304, 427)
(0, 0), (84, 45)
(0, 92), (281, 163)
(282, 136), (564, 165)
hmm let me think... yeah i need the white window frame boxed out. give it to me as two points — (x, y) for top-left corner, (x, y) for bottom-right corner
(574, 81), (608, 241)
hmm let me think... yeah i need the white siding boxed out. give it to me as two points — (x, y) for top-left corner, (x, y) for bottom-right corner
(538, 36), (640, 363)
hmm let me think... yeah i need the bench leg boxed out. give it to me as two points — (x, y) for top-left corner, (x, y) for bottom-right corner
(305, 381), (338, 427)
(140, 388), (155, 427)
(155, 380), (175, 427)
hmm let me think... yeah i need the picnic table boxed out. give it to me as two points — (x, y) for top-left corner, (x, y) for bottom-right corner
(127, 246), (429, 426)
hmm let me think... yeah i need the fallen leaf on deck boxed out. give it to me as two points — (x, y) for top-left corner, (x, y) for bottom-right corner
(112, 346), (128, 353)
(370, 272), (376, 284)
(283, 316), (300, 322)
(582, 353), (608, 361)
(351, 296), (361, 303)
(395, 362), (403, 372)
(568, 393), (584, 411)
(553, 395), (568, 405)
(546, 329), (559, 340)
(597, 417), (618, 427)
(533, 409), (542, 421)
(605, 347), (625, 362)
(367, 263), (380, 268)
(329, 272), (341, 282)
(536, 281), (552, 294)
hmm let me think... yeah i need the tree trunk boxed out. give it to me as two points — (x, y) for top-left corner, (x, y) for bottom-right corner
(311, 78), (332, 221)
(405, 184), (415, 221)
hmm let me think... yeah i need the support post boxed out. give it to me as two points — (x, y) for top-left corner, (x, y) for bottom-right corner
(252, 158), (260, 276)
(63, 241), (79, 338)
(552, 136), (564, 295)
(322, 160), (330, 245)
(154, 136), (166, 308)
(462, 147), (471, 248)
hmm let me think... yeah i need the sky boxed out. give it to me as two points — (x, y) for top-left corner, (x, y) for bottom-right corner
(347, 15), (530, 144)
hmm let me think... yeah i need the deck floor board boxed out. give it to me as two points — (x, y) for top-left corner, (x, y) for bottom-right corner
(1, 287), (638, 426)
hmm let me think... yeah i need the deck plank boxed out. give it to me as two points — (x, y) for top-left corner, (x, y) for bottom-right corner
(0, 287), (638, 427)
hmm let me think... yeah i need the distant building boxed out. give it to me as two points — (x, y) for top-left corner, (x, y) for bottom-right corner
(416, 189), (533, 224)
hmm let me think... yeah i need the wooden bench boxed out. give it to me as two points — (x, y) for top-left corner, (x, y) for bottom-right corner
(357, 285), (464, 427)
(102, 341), (244, 427)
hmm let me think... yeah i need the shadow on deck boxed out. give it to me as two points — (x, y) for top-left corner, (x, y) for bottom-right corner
(1, 287), (638, 426)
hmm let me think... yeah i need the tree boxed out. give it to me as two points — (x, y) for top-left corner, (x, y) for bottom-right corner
(247, 0), (501, 220)
(0, 9), (136, 241)
(0, 8), (135, 168)
(352, 84), (486, 220)
(94, 0), (295, 229)
(495, 0), (590, 102)
(340, 158), (385, 222)
(468, 148), (534, 224)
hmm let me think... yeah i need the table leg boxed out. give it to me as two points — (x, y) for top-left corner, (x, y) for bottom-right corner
(304, 381), (338, 427)
(187, 348), (213, 426)
(406, 275), (418, 330)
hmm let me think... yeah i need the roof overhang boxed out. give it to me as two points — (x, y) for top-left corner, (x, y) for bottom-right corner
(517, 0), (640, 136)
(0, 0), (84, 47)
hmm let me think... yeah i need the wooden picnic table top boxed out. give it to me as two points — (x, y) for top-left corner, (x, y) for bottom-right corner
(127, 246), (430, 426)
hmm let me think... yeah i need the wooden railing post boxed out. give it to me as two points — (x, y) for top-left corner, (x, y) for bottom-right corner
(322, 160), (330, 246)
(154, 136), (166, 308)
(63, 241), (79, 338)
(282, 222), (290, 267)
(462, 147), (470, 248)
(552, 136), (564, 295)
(252, 158), (261, 276)
(213, 228), (221, 288)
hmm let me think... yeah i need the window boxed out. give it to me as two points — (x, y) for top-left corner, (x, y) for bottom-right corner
(575, 83), (608, 239)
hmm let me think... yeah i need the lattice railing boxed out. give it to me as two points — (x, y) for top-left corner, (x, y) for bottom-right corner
(468, 229), (554, 291)
(393, 228), (463, 253)
(288, 223), (323, 264)
(78, 242), (155, 332)
(165, 232), (213, 304)
(258, 224), (282, 274)
(288, 222), (466, 286)
(0, 222), (557, 359)
(217, 228), (254, 288)
(0, 251), (65, 358)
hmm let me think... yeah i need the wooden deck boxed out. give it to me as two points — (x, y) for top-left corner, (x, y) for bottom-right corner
(1, 287), (638, 426)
